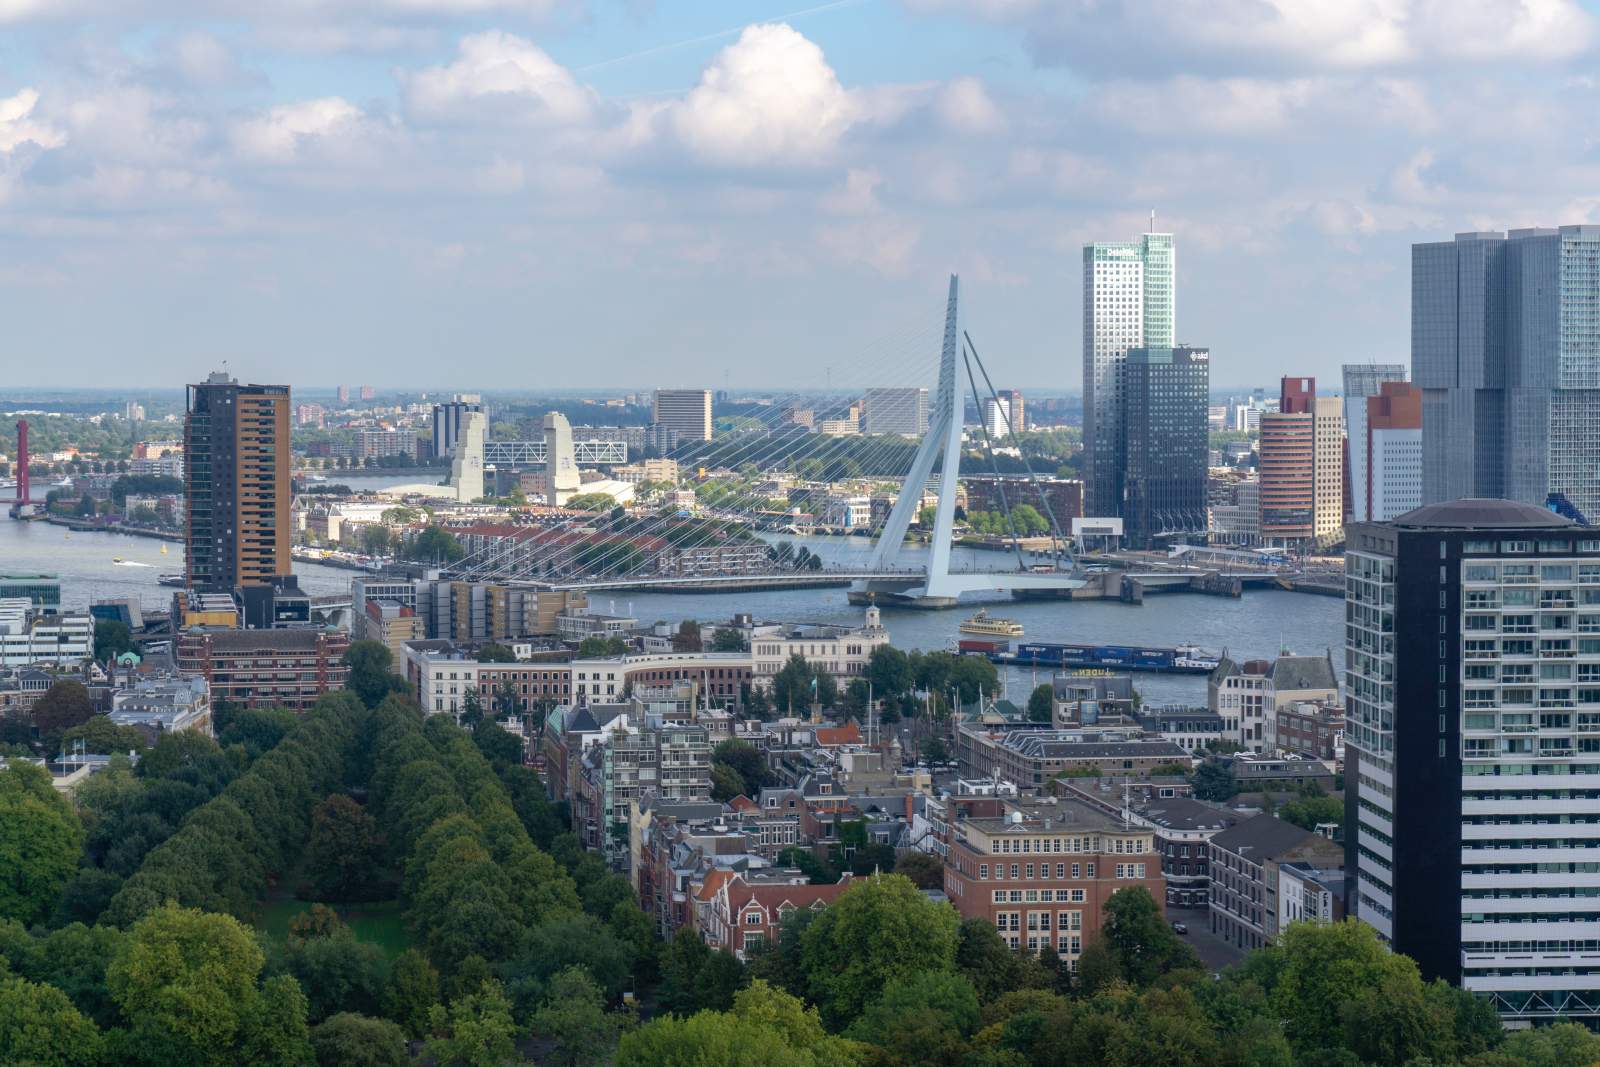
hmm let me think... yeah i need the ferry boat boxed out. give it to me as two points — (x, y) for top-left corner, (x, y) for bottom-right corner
(959, 609), (1025, 638)
(974, 641), (1221, 675)
(158, 573), (185, 587)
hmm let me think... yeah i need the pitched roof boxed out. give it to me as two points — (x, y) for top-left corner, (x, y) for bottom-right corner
(1268, 654), (1337, 692)
(1210, 812), (1320, 859)
(732, 878), (852, 914)
(695, 868), (736, 903)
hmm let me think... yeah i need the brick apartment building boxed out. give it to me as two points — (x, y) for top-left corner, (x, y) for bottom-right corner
(944, 795), (1166, 964)
(175, 627), (350, 711)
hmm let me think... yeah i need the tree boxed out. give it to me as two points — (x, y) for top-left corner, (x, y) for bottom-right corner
(1279, 790), (1343, 833)
(846, 971), (980, 1067)
(0, 974), (105, 1067)
(306, 795), (384, 901)
(711, 627), (748, 652)
(383, 949), (439, 1040)
(1192, 758), (1236, 802)
(671, 620), (702, 653)
(240, 974), (316, 1066)
(530, 966), (628, 1067)
(476, 643), (515, 663)
(63, 715), (148, 756)
(424, 979), (520, 1067)
(94, 619), (135, 661)
(275, 926), (388, 1024)
(360, 525), (391, 557)
(710, 763), (746, 802)
(657, 928), (745, 1017)
(799, 874), (960, 1029)
(577, 635), (628, 658)
(771, 653), (818, 714)
(893, 850), (946, 890)
(311, 1013), (408, 1067)
(408, 525), (464, 564)
(343, 641), (409, 709)
(1026, 683), (1053, 723)
(712, 739), (770, 794)
(954, 918), (1037, 1003)
(1271, 920), (1422, 1055)
(0, 761), (85, 924)
(617, 981), (865, 1067)
(106, 904), (277, 1066)
(1095, 886), (1200, 988)
(566, 492), (618, 512)
(31, 680), (96, 750)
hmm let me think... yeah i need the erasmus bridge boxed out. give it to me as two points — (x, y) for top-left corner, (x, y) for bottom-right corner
(441, 276), (1092, 608)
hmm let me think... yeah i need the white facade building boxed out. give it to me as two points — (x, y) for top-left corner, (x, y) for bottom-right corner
(0, 602), (92, 668)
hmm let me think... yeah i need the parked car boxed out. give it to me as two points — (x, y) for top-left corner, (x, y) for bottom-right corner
(1171, 921), (1188, 935)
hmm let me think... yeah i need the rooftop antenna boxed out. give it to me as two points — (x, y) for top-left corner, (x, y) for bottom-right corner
(1149, 209), (1155, 234)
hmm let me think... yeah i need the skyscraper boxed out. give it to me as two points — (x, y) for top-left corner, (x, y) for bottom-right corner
(1342, 364), (1407, 519)
(1415, 226), (1600, 517)
(184, 372), (292, 628)
(1119, 346), (1209, 548)
(1258, 377), (1342, 549)
(652, 389), (713, 443)
(1345, 500), (1600, 1020)
(1350, 381), (1422, 522)
(861, 388), (929, 436)
(1083, 230), (1174, 517)
(432, 394), (484, 459)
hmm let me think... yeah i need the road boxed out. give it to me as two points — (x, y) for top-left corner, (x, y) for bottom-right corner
(1166, 905), (1247, 973)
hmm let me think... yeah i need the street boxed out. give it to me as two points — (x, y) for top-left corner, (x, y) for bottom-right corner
(1167, 905), (1247, 973)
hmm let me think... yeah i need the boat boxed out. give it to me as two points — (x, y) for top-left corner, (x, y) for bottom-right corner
(112, 556), (123, 563)
(959, 609), (1024, 638)
(158, 573), (184, 587)
(980, 641), (1222, 675)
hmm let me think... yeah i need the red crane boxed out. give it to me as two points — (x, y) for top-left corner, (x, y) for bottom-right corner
(8, 420), (29, 514)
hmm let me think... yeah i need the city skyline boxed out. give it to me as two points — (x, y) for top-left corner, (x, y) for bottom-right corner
(6, 2), (1600, 387)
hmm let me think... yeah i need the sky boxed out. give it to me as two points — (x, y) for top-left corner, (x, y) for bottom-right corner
(3, 0), (1600, 393)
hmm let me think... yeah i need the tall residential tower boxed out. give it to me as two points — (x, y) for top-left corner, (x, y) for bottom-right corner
(1083, 230), (1174, 517)
(184, 372), (293, 628)
(1346, 500), (1600, 1022)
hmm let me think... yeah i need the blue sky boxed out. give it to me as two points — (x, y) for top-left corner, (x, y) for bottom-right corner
(3, 0), (1600, 393)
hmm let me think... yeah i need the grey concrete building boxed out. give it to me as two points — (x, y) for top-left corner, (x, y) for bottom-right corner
(1415, 226), (1600, 518)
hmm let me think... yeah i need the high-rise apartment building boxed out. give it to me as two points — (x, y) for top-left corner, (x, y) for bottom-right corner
(1119, 346), (1209, 548)
(1000, 389), (1025, 434)
(1349, 382), (1422, 522)
(1345, 500), (1600, 1022)
(861, 387), (929, 436)
(336, 385), (349, 404)
(1258, 377), (1342, 549)
(981, 396), (1012, 439)
(1083, 230), (1174, 517)
(184, 373), (293, 628)
(1415, 226), (1600, 517)
(359, 385), (375, 401)
(431, 394), (483, 459)
(1342, 364), (1407, 518)
(652, 389), (712, 443)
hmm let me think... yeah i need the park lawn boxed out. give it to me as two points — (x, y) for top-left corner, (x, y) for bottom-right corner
(257, 897), (414, 959)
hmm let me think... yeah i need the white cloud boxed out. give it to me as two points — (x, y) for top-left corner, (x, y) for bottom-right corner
(909, 0), (1595, 72)
(935, 76), (1004, 133)
(401, 30), (595, 123)
(0, 0), (578, 25)
(0, 88), (66, 153)
(817, 216), (921, 274)
(668, 23), (860, 166)
(822, 168), (883, 215)
(232, 97), (365, 163)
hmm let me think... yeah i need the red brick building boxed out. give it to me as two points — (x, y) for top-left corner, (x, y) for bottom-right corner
(944, 796), (1166, 964)
(175, 627), (350, 711)
(696, 870), (854, 959)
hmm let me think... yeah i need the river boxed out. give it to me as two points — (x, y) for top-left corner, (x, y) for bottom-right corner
(0, 514), (1345, 708)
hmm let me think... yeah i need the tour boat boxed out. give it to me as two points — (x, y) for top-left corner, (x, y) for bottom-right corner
(959, 609), (1025, 638)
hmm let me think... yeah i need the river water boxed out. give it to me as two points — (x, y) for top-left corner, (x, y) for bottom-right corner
(0, 501), (1346, 708)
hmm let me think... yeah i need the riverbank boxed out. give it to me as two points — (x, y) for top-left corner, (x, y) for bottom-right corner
(43, 515), (182, 542)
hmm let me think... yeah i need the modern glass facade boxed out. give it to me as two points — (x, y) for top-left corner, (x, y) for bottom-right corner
(1415, 226), (1600, 517)
(1119, 346), (1209, 548)
(1082, 232), (1175, 518)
